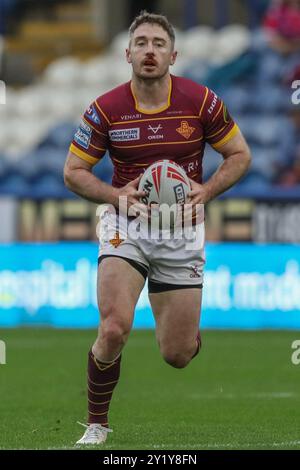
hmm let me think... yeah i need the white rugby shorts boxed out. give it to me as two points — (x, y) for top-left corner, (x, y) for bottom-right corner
(97, 205), (205, 292)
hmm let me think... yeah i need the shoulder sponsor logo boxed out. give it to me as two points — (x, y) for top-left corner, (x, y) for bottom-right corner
(148, 124), (164, 140)
(109, 128), (140, 142)
(176, 121), (195, 140)
(207, 93), (218, 115)
(74, 120), (92, 149)
(80, 119), (92, 134)
(86, 105), (101, 125)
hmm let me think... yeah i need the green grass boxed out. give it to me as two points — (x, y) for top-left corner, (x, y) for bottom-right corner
(0, 328), (300, 450)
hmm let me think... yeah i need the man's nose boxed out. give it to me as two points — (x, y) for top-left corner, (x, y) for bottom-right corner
(145, 42), (154, 54)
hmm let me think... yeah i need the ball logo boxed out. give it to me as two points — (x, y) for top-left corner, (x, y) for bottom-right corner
(167, 165), (188, 184)
(141, 179), (154, 204)
(151, 164), (163, 195)
(173, 184), (185, 205)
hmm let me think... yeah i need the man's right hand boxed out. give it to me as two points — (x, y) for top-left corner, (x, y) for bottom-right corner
(114, 175), (148, 217)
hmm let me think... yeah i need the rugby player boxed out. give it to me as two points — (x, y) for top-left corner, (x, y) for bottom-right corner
(64, 11), (251, 445)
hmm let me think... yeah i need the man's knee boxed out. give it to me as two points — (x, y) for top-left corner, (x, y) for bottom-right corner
(98, 301), (132, 347)
(100, 319), (130, 345)
(161, 347), (193, 369)
(161, 339), (201, 368)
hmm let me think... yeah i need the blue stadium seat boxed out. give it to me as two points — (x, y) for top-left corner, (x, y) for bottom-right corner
(38, 122), (76, 149)
(30, 174), (67, 199)
(0, 174), (30, 197)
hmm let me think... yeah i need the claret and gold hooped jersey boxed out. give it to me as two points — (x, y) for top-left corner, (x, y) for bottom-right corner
(70, 75), (239, 188)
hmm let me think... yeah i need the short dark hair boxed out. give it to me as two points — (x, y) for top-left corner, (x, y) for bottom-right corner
(129, 10), (175, 46)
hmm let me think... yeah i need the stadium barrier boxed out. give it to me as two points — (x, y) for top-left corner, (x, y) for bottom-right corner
(0, 242), (300, 329)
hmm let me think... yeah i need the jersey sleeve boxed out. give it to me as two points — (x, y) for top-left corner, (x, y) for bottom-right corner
(200, 88), (239, 151)
(69, 100), (109, 165)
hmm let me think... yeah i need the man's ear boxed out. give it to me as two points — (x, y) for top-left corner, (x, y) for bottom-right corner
(170, 50), (177, 66)
(126, 48), (132, 64)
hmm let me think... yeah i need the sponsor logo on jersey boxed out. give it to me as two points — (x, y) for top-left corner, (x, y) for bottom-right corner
(109, 128), (140, 142)
(166, 110), (183, 115)
(109, 231), (124, 248)
(120, 113), (142, 120)
(148, 124), (164, 140)
(86, 105), (101, 125)
(74, 120), (92, 149)
(187, 160), (199, 173)
(207, 93), (218, 115)
(176, 121), (195, 140)
(173, 183), (185, 205)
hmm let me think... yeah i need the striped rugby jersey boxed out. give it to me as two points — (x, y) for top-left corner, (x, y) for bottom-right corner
(70, 74), (239, 188)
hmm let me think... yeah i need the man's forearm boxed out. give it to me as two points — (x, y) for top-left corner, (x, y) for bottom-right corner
(203, 152), (251, 201)
(64, 168), (119, 205)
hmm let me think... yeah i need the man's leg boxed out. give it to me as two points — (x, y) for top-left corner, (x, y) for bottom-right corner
(77, 256), (146, 444)
(149, 287), (202, 369)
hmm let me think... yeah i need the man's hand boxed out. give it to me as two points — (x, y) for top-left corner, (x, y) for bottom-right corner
(187, 178), (211, 205)
(115, 175), (148, 217)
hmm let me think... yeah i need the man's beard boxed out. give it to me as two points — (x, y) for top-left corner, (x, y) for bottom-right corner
(134, 65), (169, 81)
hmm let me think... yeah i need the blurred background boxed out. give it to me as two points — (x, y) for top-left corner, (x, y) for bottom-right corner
(0, 0), (300, 328)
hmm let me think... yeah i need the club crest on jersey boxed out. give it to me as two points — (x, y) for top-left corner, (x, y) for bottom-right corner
(176, 121), (195, 140)
(86, 105), (101, 125)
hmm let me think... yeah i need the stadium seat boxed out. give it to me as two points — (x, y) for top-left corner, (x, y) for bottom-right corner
(181, 26), (214, 61)
(0, 174), (30, 197)
(31, 174), (66, 199)
(213, 24), (251, 65)
(43, 56), (82, 87)
(38, 122), (76, 149)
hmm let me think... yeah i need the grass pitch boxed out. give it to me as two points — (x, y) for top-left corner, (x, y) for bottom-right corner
(0, 328), (299, 450)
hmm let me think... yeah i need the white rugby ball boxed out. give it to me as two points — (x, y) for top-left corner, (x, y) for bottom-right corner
(139, 159), (190, 205)
(138, 160), (191, 228)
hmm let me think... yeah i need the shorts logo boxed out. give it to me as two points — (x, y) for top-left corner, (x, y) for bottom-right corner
(109, 231), (124, 248)
(176, 121), (195, 140)
(189, 264), (202, 278)
(86, 105), (101, 125)
(109, 128), (140, 142)
(74, 120), (92, 149)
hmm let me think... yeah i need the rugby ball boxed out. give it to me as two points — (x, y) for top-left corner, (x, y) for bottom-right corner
(139, 159), (190, 206)
(138, 160), (191, 228)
